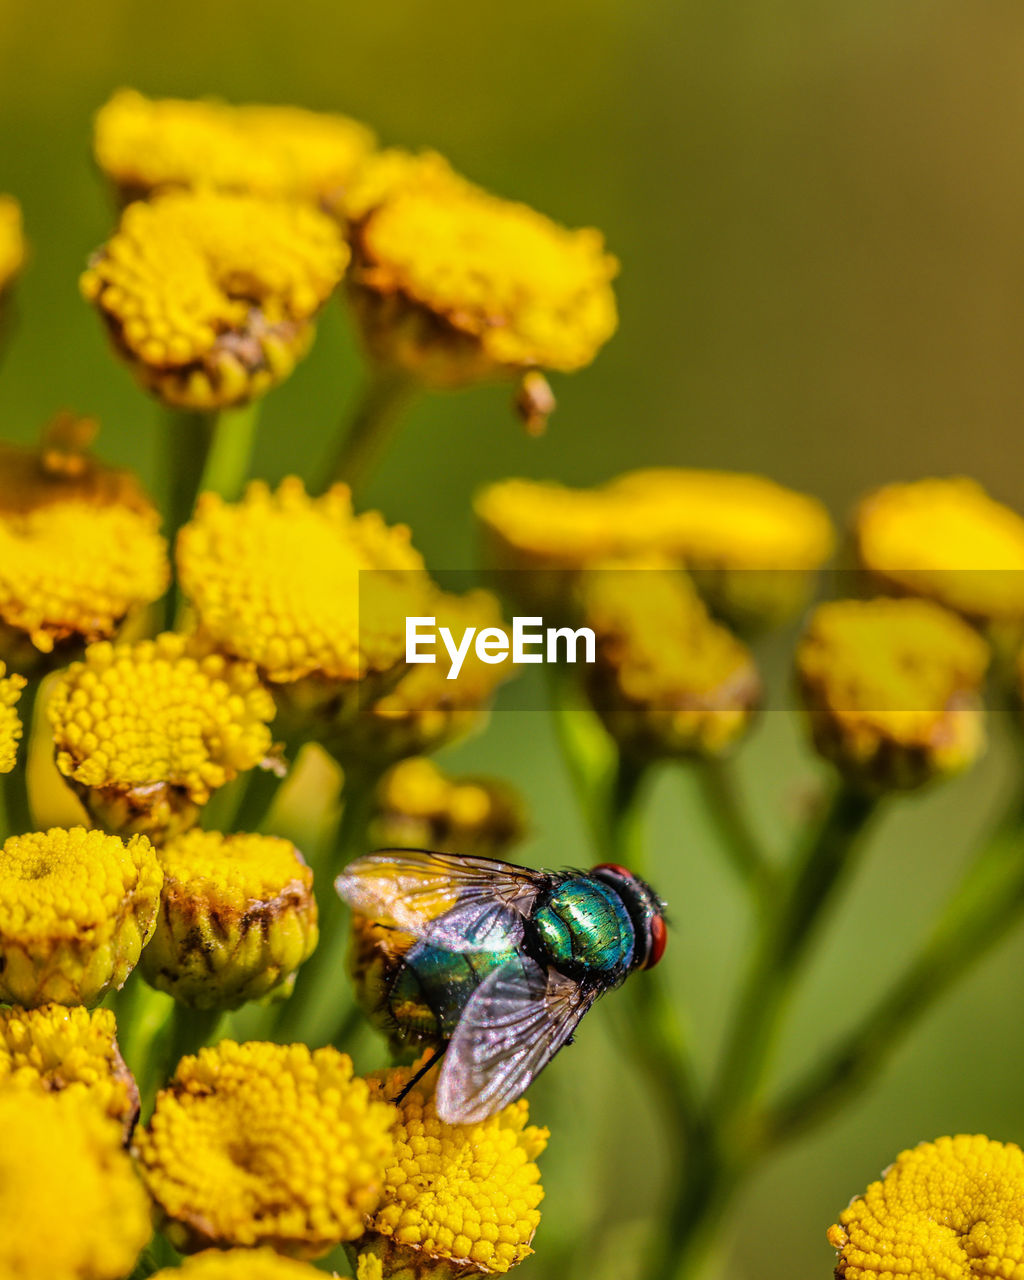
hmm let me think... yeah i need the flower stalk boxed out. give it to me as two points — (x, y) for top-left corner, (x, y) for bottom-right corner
(322, 365), (418, 495)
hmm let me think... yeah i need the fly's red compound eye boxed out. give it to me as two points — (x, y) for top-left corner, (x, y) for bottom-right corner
(591, 862), (635, 881)
(644, 914), (668, 969)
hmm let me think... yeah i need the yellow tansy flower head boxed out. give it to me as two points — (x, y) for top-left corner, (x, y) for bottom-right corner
(355, 1057), (548, 1277)
(0, 659), (25, 773)
(94, 88), (375, 205)
(0, 415), (168, 670)
(607, 468), (835, 627)
(0, 1087), (151, 1279)
(333, 588), (514, 766)
(81, 188), (348, 410)
(177, 478), (429, 729)
(372, 757), (528, 859)
(582, 566), (761, 760)
(140, 829), (318, 1010)
(0, 193), (25, 297)
(343, 149), (617, 430)
(0, 827), (162, 1006)
(796, 598), (989, 791)
(134, 1040), (395, 1257)
(0, 1002), (139, 1137)
(855, 477), (1024, 628)
(828, 1134), (1024, 1280)
(49, 632), (277, 842)
(152, 1249), (354, 1280)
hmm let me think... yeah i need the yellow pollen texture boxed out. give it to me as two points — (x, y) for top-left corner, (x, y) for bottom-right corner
(49, 632), (276, 806)
(0, 498), (168, 656)
(80, 188), (348, 409)
(0, 1002), (138, 1133)
(134, 1040), (395, 1257)
(94, 88), (376, 202)
(0, 1087), (152, 1280)
(363, 1062), (548, 1275)
(828, 1134), (1024, 1280)
(584, 567), (761, 758)
(0, 827), (162, 1007)
(152, 1249), (348, 1280)
(178, 478), (426, 685)
(855, 477), (1024, 623)
(141, 830), (318, 1009)
(0, 660), (25, 773)
(0, 194), (25, 292)
(353, 160), (618, 373)
(797, 598), (988, 787)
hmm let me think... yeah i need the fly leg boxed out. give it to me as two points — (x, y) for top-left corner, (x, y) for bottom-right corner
(392, 1045), (447, 1105)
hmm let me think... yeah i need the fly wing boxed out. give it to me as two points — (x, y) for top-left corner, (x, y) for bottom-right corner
(436, 957), (598, 1124)
(335, 849), (543, 953)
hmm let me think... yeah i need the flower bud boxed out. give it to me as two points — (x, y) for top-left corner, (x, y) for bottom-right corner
(140, 830), (318, 1009)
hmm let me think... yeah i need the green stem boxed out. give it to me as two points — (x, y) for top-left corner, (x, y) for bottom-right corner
(142, 1005), (224, 1113)
(691, 757), (775, 899)
(546, 665), (618, 849)
(196, 401), (261, 502)
(229, 765), (287, 834)
(321, 365), (418, 495)
(711, 785), (879, 1129)
(273, 769), (380, 1045)
(762, 792), (1024, 1148)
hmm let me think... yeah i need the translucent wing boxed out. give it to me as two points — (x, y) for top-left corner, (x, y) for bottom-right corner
(335, 849), (543, 953)
(436, 957), (598, 1124)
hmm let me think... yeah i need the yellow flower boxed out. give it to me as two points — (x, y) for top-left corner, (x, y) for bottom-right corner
(606, 468), (835, 627)
(48, 633), (277, 842)
(828, 1134), (1024, 1280)
(152, 1249), (354, 1280)
(333, 588), (514, 765)
(475, 471), (833, 626)
(582, 567), (760, 759)
(177, 478), (429, 728)
(0, 659), (25, 773)
(342, 148), (617, 430)
(355, 1057), (548, 1276)
(81, 188), (348, 410)
(372, 757), (527, 859)
(854, 477), (1024, 627)
(0, 415), (168, 669)
(134, 1040), (395, 1257)
(94, 88), (375, 204)
(0, 193), (25, 296)
(0, 827), (162, 1006)
(797, 598), (989, 791)
(140, 829), (318, 1009)
(0, 1002), (138, 1137)
(0, 1087), (152, 1279)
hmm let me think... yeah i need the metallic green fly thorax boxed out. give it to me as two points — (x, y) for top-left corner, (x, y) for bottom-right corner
(530, 878), (635, 974)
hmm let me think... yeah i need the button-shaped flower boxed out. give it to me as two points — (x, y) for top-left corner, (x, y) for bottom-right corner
(140, 830), (318, 1010)
(855, 476), (1024, 628)
(81, 188), (348, 410)
(0, 827), (162, 1006)
(0, 417), (168, 669)
(134, 1040), (395, 1257)
(334, 588), (514, 766)
(372, 757), (527, 859)
(94, 88), (375, 205)
(828, 1134), (1024, 1280)
(582, 566), (760, 760)
(0, 659), (25, 773)
(0, 1002), (139, 1136)
(152, 1250), (362, 1280)
(796, 598), (989, 791)
(0, 193), (24, 300)
(341, 149), (617, 431)
(354, 1057), (548, 1276)
(0, 1087), (152, 1279)
(177, 478), (429, 730)
(49, 633), (277, 842)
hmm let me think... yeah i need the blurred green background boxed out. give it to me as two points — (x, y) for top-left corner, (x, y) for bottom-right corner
(3, 2), (1024, 1276)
